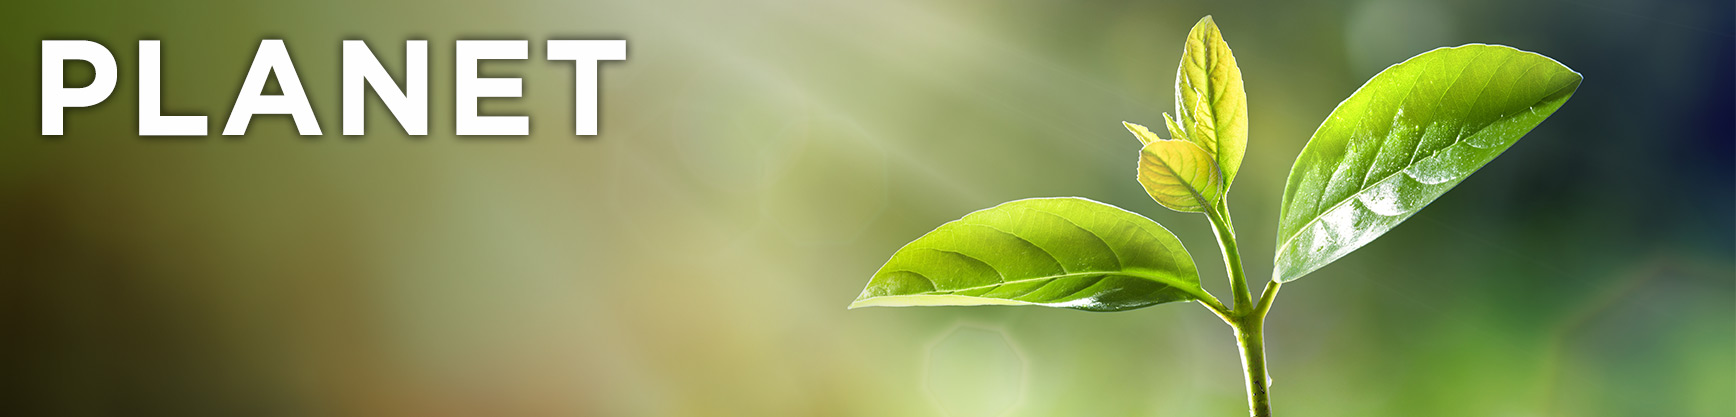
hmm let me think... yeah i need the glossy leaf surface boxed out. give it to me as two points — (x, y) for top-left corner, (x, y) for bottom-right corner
(1174, 15), (1249, 190)
(851, 197), (1207, 312)
(1273, 44), (1581, 283)
(1137, 138), (1223, 213)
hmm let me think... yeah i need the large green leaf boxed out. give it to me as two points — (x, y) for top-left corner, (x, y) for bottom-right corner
(1173, 15), (1248, 190)
(851, 197), (1208, 312)
(1273, 44), (1581, 283)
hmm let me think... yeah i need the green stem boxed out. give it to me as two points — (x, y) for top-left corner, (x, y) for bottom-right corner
(1240, 281), (1281, 417)
(1235, 315), (1272, 417)
(1203, 202), (1279, 417)
(1197, 294), (1234, 323)
(1202, 204), (1251, 314)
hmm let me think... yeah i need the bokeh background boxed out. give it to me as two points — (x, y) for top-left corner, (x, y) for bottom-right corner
(2, 0), (1731, 416)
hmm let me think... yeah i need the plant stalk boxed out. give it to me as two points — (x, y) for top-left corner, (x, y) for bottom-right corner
(1203, 202), (1279, 417)
(1234, 316), (1272, 417)
(1202, 204), (1251, 314)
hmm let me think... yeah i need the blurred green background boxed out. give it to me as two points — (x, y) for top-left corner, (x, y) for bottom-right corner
(2, 0), (1731, 416)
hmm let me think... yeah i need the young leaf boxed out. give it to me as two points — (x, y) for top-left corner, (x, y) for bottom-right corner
(1161, 113), (1188, 143)
(1273, 44), (1581, 283)
(1137, 138), (1223, 213)
(1174, 15), (1249, 191)
(851, 197), (1209, 312)
(1123, 121), (1159, 145)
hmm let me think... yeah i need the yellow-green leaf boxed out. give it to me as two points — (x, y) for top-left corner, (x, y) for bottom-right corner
(1174, 15), (1248, 191)
(1138, 139), (1223, 213)
(1122, 121), (1160, 145)
(1162, 113), (1188, 142)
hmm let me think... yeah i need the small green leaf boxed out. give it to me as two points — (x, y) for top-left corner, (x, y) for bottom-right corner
(1273, 44), (1581, 283)
(851, 197), (1207, 312)
(1138, 139), (1223, 213)
(1122, 121), (1159, 145)
(1174, 15), (1249, 191)
(1162, 113), (1188, 143)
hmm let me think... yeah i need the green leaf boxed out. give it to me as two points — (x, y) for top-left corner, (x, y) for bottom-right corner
(1138, 138), (1223, 213)
(851, 197), (1208, 312)
(1273, 44), (1581, 283)
(1161, 113), (1188, 144)
(1174, 15), (1249, 191)
(1122, 121), (1159, 145)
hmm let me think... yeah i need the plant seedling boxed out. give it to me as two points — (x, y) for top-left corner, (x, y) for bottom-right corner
(850, 16), (1581, 416)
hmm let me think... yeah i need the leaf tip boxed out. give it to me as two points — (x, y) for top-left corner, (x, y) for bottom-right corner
(1123, 121), (1156, 145)
(1193, 15), (1218, 31)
